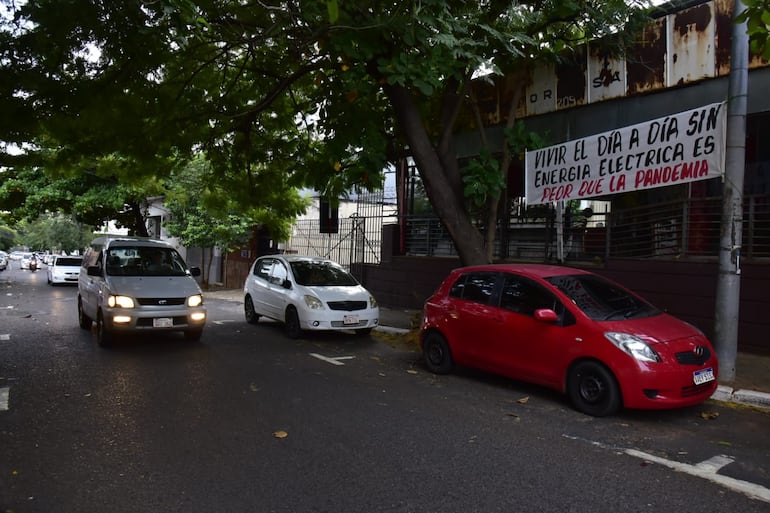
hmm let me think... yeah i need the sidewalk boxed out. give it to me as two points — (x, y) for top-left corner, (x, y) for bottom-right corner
(204, 288), (770, 410)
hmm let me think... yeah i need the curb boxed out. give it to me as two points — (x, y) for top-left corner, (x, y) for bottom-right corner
(712, 385), (770, 409)
(374, 326), (411, 335)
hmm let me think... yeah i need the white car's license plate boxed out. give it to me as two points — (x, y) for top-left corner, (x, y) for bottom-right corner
(153, 317), (173, 328)
(343, 315), (359, 325)
(693, 367), (715, 385)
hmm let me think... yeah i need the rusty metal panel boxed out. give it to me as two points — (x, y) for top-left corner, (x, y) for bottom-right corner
(713, 0), (768, 73)
(627, 17), (666, 94)
(587, 42), (626, 102)
(556, 46), (586, 109)
(669, 2), (715, 85)
(714, 0), (733, 75)
(525, 62), (556, 116)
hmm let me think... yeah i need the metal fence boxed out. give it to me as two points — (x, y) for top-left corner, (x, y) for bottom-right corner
(281, 187), (399, 278)
(402, 194), (770, 262)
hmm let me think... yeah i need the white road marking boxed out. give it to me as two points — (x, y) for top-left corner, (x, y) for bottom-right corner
(0, 334), (9, 341)
(0, 387), (8, 411)
(626, 449), (770, 504)
(212, 320), (237, 325)
(309, 353), (356, 366)
(695, 454), (735, 473)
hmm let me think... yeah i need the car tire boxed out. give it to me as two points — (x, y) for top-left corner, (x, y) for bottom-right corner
(184, 328), (203, 342)
(567, 360), (621, 417)
(78, 298), (92, 330)
(284, 306), (302, 339)
(423, 331), (453, 374)
(244, 295), (260, 324)
(96, 311), (112, 347)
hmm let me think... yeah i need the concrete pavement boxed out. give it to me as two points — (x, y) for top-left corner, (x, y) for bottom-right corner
(204, 288), (770, 410)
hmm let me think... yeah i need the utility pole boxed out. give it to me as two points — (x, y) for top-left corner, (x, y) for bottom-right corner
(714, 0), (749, 383)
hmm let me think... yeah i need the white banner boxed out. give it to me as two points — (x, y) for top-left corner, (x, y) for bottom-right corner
(524, 102), (726, 205)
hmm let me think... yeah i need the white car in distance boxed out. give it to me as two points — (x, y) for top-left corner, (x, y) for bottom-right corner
(47, 256), (83, 284)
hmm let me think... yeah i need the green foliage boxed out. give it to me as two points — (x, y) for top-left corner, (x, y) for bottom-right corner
(1, 0), (650, 265)
(0, 224), (17, 251)
(163, 156), (309, 253)
(736, 0), (770, 60)
(504, 121), (550, 159)
(14, 213), (92, 253)
(462, 149), (506, 210)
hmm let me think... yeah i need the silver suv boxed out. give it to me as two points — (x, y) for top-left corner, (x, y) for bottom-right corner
(77, 237), (207, 346)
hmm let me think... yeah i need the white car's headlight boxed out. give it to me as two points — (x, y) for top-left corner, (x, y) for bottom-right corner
(187, 294), (203, 307)
(107, 295), (135, 309)
(605, 332), (660, 363)
(303, 295), (324, 309)
(369, 295), (378, 309)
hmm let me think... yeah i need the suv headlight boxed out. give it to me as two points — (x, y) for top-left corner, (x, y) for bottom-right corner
(107, 295), (135, 309)
(605, 332), (660, 363)
(187, 294), (203, 307)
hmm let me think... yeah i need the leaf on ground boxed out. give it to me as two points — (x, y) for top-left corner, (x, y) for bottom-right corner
(273, 430), (288, 439)
(249, 383), (260, 392)
(700, 411), (719, 420)
(717, 440), (732, 446)
(406, 369), (418, 375)
(517, 396), (529, 404)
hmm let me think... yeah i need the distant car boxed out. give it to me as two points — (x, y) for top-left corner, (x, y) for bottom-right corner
(0, 255), (7, 271)
(47, 256), (83, 285)
(419, 264), (719, 417)
(243, 255), (379, 339)
(19, 253), (34, 270)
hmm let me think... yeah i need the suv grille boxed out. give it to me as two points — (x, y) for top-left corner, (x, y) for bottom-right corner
(136, 298), (186, 306)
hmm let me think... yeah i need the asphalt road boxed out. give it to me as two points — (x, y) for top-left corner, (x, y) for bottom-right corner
(1, 262), (769, 513)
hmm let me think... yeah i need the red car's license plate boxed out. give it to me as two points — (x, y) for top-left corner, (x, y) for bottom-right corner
(693, 367), (715, 385)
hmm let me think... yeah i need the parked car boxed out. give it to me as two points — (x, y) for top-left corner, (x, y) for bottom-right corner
(243, 255), (379, 339)
(78, 237), (207, 346)
(0, 255), (7, 271)
(47, 255), (83, 285)
(420, 264), (719, 417)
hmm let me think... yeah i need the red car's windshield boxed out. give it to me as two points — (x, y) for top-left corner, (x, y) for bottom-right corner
(545, 274), (660, 321)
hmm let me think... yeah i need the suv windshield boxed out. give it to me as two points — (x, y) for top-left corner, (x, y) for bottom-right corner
(105, 247), (189, 277)
(290, 261), (358, 287)
(545, 274), (659, 321)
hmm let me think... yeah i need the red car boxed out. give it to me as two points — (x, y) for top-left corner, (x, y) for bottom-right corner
(419, 264), (718, 416)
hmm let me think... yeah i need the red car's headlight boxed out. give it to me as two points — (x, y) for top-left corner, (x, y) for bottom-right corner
(605, 332), (660, 363)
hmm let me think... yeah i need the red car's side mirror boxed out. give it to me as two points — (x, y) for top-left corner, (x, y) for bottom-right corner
(534, 309), (559, 322)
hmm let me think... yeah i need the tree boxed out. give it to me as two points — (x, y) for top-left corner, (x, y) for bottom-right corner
(1, 0), (651, 266)
(14, 213), (92, 253)
(0, 224), (16, 252)
(163, 155), (308, 285)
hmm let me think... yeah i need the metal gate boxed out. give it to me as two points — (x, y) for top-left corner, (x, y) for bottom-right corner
(282, 187), (396, 284)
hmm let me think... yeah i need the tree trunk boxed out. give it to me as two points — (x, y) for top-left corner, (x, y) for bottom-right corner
(383, 82), (489, 266)
(206, 247), (216, 287)
(128, 201), (149, 237)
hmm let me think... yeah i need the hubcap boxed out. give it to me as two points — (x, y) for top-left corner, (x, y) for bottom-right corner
(580, 375), (605, 403)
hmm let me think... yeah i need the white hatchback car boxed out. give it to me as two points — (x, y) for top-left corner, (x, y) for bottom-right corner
(47, 255), (83, 285)
(243, 255), (379, 338)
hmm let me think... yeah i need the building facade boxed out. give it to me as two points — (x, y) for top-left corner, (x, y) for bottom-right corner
(362, 0), (770, 355)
